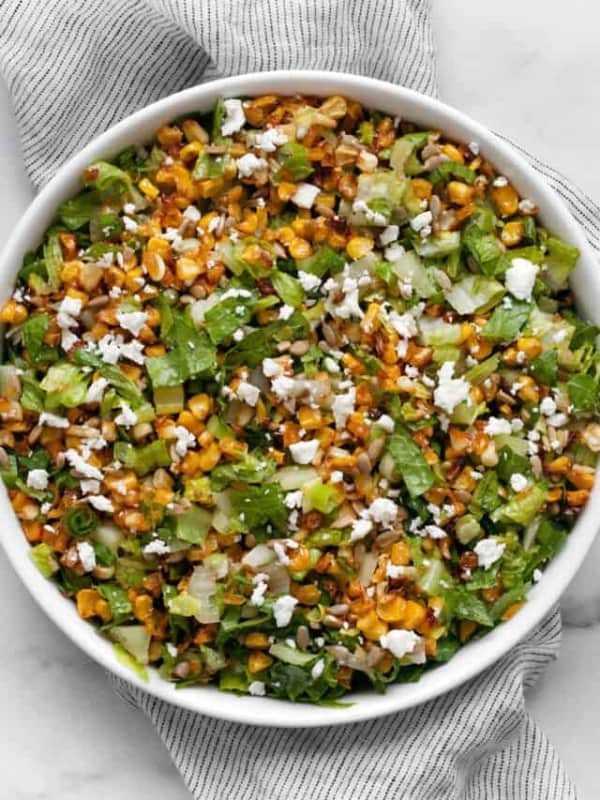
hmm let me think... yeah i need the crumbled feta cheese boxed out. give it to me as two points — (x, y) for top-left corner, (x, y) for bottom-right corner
(271, 376), (298, 402)
(297, 270), (321, 292)
(332, 388), (355, 429)
(327, 276), (363, 320)
(39, 411), (70, 429)
(262, 358), (284, 378)
(511, 418), (524, 432)
(474, 538), (505, 570)
(386, 563), (411, 579)
(284, 490), (303, 509)
(410, 210), (433, 232)
(77, 541), (96, 572)
(252, 127), (288, 152)
(350, 517), (373, 543)
(237, 381), (260, 407)
(278, 304), (294, 320)
(540, 396), (557, 416)
(468, 141), (480, 156)
(27, 469), (49, 490)
(519, 198), (537, 215)
(505, 258), (539, 301)
(351, 199), (387, 226)
(380, 629), (420, 659)
(365, 497), (398, 527)
(80, 479), (100, 495)
(311, 659), (325, 680)
(248, 680), (266, 696)
(85, 377), (109, 404)
(65, 450), (103, 480)
(510, 473), (529, 492)
(291, 183), (320, 209)
(433, 362), (471, 414)
(493, 176), (508, 187)
(114, 403), (138, 428)
(232, 328), (245, 342)
(289, 439), (320, 465)
(221, 98), (246, 136)
(87, 495), (114, 513)
(273, 594), (298, 627)
(484, 417), (513, 436)
(385, 243), (406, 262)
(116, 310), (148, 336)
(330, 470), (344, 483)
(375, 414), (395, 433)
(273, 541), (290, 566)
(533, 568), (543, 583)
(122, 216), (138, 233)
(143, 539), (171, 556)
(379, 225), (399, 246)
(57, 296), (82, 329)
(547, 412), (568, 428)
(422, 524), (447, 540)
(183, 204), (201, 223)
(386, 309), (418, 339)
(236, 153), (268, 177)
(250, 573), (269, 607)
(323, 357), (340, 374)
(173, 425), (196, 459)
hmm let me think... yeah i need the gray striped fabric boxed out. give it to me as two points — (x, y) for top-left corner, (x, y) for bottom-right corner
(0, 1), (592, 798)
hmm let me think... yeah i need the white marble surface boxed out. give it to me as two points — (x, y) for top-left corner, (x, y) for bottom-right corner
(1, 2), (600, 797)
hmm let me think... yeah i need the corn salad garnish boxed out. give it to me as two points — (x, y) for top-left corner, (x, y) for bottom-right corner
(1, 94), (598, 700)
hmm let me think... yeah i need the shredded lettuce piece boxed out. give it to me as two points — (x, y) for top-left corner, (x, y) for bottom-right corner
(387, 426), (436, 498)
(113, 440), (171, 476)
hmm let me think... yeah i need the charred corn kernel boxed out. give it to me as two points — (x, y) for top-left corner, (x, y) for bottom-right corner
(546, 455), (571, 475)
(320, 94), (348, 119)
(156, 125), (182, 146)
(134, 594), (153, 622)
(241, 243), (266, 267)
(147, 236), (171, 258)
(516, 337), (542, 358)
(567, 489), (589, 506)
(346, 236), (374, 260)
(501, 220), (524, 247)
(177, 409), (203, 436)
(545, 487), (563, 503)
(338, 173), (358, 199)
(411, 178), (433, 200)
(288, 237), (313, 259)
(501, 602), (524, 622)
(277, 182), (297, 202)
(238, 211), (258, 235)
(517, 381), (540, 404)
(0, 300), (27, 324)
(276, 226), (296, 246)
(377, 594), (407, 622)
(442, 143), (464, 163)
(342, 353), (366, 375)
(23, 521), (43, 543)
(356, 610), (388, 641)
(288, 546), (311, 572)
(124, 268), (145, 293)
(243, 632), (271, 649)
(139, 178), (160, 199)
(180, 141), (203, 162)
(195, 442), (221, 472)
(76, 589), (102, 620)
(291, 219), (313, 238)
(293, 584), (322, 605)
(176, 256), (202, 282)
(60, 261), (80, 284)
(248, 652), (273, 673)
(447, 180), (474, 206)
(362, 302), (381, 333)
(182, 118), (209, 143)
(491, 184), (519, 218)
(298, 406), (322, 430)
(390, 541), (410, 566)
(567, 466), (595, 490)
(402, 600), (427, 630)
(220, 437), (247, 459)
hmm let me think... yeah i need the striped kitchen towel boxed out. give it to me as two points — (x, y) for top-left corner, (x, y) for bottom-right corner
(2, 1), (598, 798)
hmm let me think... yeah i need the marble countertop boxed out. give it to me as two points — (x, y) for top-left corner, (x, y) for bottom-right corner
(1, 1), (600, 797)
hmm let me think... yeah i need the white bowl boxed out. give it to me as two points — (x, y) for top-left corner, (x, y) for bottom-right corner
(1, 70), (598, 728)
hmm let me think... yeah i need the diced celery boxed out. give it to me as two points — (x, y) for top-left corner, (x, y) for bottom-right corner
(450, 400), (486, 426)
(154, 385), (184, 415)
(173, 504), (213, 545)
(445, 275), (505, 315)
(418, 316), (463, 346)
(184, 476), (215, 505)
(418, 559), (451, 595)
(389, 251), (437, 298)
(302, 480), (342, 514)
(272, 465), (319, 491)
(110, 625), (151, 665)
(30, 543), (59, 578)
(113, 440), (171, 476)
(269, 642), (318, 666)
(413, 231), (461, 258)
(455, 515), (482, 545)
(465, 354), (500, 385)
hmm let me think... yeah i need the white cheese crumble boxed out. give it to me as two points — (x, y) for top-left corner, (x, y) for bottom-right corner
(297, 270), (321, 292)
(510, 473), (528, 492)
(87, 495), (114, 513)
(236, 153), (268, 177)
(273, 594), (298, 627)
(173, 425), (196, 459)
(252, 127), (288, 152)
(284, 490), (303, 509)
(410, 210), (433, 232)
(143, 539), (171, 556)
(484, 417), (513, 436)
(365, 497), (398, 527)
(65, 450), (103, 480)
(221, 98), (246, 136)
(332, 388), (355, 429)
(272, 541), (290, 566)
(330, 470), (344, 483)
(237, 381), (260, 407)
(351, 199), (387, 226)
(80, 479), (100, 495)
(77, 541), (96, 572)
(384, 243), (406, 262)
(85, 377), (109, 404)
(505, 258), (539, 301)
(114, 403), (138, 428)
(116, 310), (148, 337)
(350, 517), (373, 543)
(379, 225), (399, 246)
(39, 411), (70, 428)
(248, 680), (266, 696)
(474, 538), (506, 570)
(27, 469), (49, 490)
(380, 629), (421, 659)
(289, 439), (320, 465)
(540, 396), (557, 416)
(376, 414), (395, 433)
(291, 183), (320, 209)
(262, 357), (284, 378)
(433, 362), (471, 414)
(250, 573), (269, 607)
(311, 659), (325, 680)
(278, 304), (295, 320)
